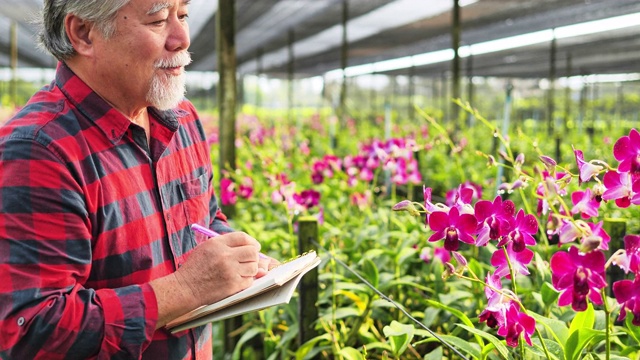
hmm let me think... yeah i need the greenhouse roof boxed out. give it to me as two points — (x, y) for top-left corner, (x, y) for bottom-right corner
(1, 0), (640, 79)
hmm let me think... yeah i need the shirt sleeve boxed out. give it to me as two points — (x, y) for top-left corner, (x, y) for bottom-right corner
(0, 137), (157, 359)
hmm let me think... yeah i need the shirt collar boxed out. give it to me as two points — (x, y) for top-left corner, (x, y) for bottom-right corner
(55, 62), (181, 143)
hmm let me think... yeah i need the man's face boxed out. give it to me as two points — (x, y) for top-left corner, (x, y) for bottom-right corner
(93, 0), (191, 110)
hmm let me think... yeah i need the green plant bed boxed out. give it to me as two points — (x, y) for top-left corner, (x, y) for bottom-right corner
(207, 103), (640, 359)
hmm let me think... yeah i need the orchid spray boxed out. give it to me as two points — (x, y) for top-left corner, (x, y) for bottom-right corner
(396, 103), (640, 359)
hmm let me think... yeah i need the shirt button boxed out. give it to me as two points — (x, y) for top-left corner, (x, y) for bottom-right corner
(17, 317), (24, 326)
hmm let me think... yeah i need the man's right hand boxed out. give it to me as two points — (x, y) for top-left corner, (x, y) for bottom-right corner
(150, 232), (262, 329)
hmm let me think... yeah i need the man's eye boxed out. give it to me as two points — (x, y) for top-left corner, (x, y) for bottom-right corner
(179, 13), (189, 21)
(151, 19), (167, 25)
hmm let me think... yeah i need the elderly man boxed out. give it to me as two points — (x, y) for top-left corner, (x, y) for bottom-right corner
(0, 0), (274, 358)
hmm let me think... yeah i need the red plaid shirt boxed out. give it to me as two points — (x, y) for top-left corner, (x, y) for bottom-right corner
(0, 62), (232, 359)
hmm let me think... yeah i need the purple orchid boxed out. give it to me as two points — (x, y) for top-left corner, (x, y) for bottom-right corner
(579, 221), (610, 252)
(570, 188), (600, 219)
(611, 234), (640, 275)
(479, 273), (510, 329)
(613, 128), (640, 179)
(220, 177), (237, 205)
(427, 206), (478, 251)
(497, 302), (536, 347)
(613, 277), (640, 326)
(497, 209), (538, 252)
(572, 146), (603, 185)
(419, 246), (451, 264)
(491, 242), (534, 279)
(602, 170), (634, 208)
(474, 196), (516, 247)
(550, 246), (607, 311)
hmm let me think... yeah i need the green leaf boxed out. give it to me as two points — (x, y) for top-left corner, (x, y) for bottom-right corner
(625, 314), (640, 343)
(541, 281), (560, 305)
(396, 246), (417, 266)
(425, 299), (485, 347)
(568, 302), (595, 334)
(338, 347), (365, 360)
(383, 320), (415, 357)
(295, 333), (332, 360)
(457, 324), (510, 360)
(424, 346), (443, 360)
(530, 312), (569, 346)
(232, 327), (264, 360)
(564, 328), (606, 360)
(530, 338), (564, 360)
(359, 257), (379, 288)
(414, 334), (481, 359)
(319, 307), (360, 321)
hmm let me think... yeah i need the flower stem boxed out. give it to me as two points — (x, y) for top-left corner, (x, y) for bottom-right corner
(601, 288), (611, 360)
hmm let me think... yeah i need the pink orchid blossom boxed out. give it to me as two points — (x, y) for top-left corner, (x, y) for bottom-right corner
(238, 177), (254, 199)
(479, 273), (510, 329)
(613, 277), (640, 326)
(220, 177), (237, 205)
(613, 128), (640, 178)
(611, 235), (640, 275)
(572, 146), (603, 185)
(579, 221), (610, 252)
(474, 196), (516, 247)
(491, 242), (534, 279)
(571, 188), (600, 219)
(497, 209), (538, 252)
(427, 207), (478, 251)
(497, 302), (536, 347)
(602, 170), (634, 208)
(550, 246), (607, 311)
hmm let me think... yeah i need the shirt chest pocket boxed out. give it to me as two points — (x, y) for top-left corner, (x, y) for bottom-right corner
(169, 173), (211, 249)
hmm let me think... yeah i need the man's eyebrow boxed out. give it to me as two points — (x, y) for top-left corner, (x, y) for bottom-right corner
(147, 0), (191, 15)
(147, 2), (171, 15)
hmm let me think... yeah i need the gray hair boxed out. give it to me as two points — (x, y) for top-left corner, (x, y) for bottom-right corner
(39, 0), (131, 61)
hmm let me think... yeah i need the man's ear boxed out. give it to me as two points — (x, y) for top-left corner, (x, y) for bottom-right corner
(64, 13), (95, 57)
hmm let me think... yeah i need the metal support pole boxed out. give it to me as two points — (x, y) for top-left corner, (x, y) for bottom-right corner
(466, 54), (474, 127)
(563, 54), (572, 133)
(256, 48), (263, 109)
(339, 0), (349, 126)
(496, 83), (512, 193)
(451, 0), (461, 131)
(10, 20), (18, 106)
(408, 66), (415, 121)
(548, 35), (557, 135)
(288, 29), (295, 126)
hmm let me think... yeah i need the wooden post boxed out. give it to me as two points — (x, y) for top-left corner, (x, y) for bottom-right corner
(297, 217), (319, 348)
(216, 0), (240, 353)
(604, 218), (626, 297)
(217, 0), (237, 219)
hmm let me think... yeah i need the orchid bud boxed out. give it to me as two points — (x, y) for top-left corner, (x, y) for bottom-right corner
(392, 200), (420, 217)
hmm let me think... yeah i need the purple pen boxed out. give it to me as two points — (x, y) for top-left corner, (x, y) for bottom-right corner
(190, 223), (220, 238)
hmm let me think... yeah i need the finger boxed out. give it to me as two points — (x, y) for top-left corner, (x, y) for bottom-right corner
(237, 262), (259, 277)
(254, 268), (268, 279)
(232, 245), (261, 263)
(219, 232), (261, 251)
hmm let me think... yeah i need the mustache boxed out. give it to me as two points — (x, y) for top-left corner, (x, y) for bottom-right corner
(155, 52), (192, 68)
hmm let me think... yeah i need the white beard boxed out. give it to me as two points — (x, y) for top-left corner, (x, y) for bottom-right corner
(147, 52), (192, 110)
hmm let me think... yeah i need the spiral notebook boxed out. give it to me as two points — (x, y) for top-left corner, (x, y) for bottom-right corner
(166, 251), (321, 333)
